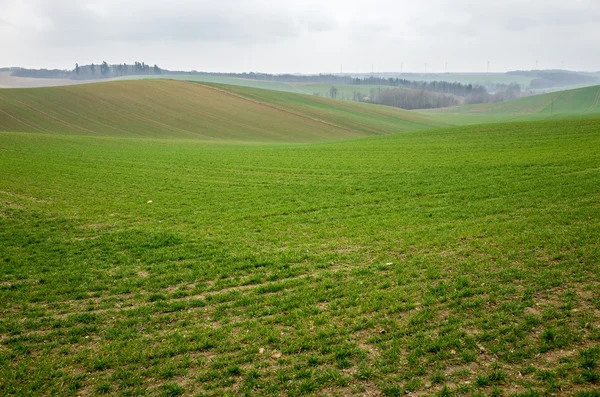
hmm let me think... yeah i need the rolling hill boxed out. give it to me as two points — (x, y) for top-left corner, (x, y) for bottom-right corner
(1, 117), (599, 395)
(204, 83), (448, 135)
(0, 79), (446, 142)
(1, 73), (600, 396)
(423, 84), (600, 125)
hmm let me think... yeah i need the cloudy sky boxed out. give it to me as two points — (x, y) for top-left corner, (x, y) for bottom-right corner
(1, 0), (599, 73)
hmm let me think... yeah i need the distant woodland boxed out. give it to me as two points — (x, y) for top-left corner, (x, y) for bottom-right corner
(10, 62), (163, 80)
(508, 70), (597, 89)
(4, 63), (598, 110)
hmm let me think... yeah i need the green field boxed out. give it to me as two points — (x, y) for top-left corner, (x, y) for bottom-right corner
(0, 80), (447, 142)
(1, 80), (600, 396)
(422, 85), (600, 125)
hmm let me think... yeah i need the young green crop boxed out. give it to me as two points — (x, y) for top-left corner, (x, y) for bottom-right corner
(1, 117), (599, 396)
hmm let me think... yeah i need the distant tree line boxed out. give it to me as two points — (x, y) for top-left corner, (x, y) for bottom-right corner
(349, 76), (487, 96)
(9, 68), (73, 79)
(192, 70), (598, 91)
(354, 87), (460, 110)
(327, 82), (524, 110)
(197, 72), (532, 106)
(7, 65), (535, 109)
(485, 83), (524, 102)
(10, 62), (163, 80)
(192, 72), (493, 97)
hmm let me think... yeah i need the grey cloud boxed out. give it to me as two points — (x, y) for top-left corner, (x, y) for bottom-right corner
(447, 0), (600, 29)
(502, 17), (535, 32)
(24, 0), (336, 45)
(0, 15), (11, 25)
(1, 0), (598, 73)
(298, 13), (337, 33)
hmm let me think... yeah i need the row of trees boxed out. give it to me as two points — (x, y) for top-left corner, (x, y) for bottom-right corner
(192, 72), (497, 98)
(72, 62), (162, 79)
(323, 83), (525, 110)
(347, 76), (488, 97)
(341, 87), (458, 109)
(370, 88), (459, 109)
(322, 81), (528, 110)
(11, 62), (163, 80)
(317, 86), (460, 109)
(196, 71), (525, 106)
(9, 68), (73, 79)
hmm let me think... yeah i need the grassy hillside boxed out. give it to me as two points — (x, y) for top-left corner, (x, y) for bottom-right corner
(0, 79), (445, 142)
(424, 84), (600, 125)
(1, 117), (599, 396)
(204, 83), (448, 135)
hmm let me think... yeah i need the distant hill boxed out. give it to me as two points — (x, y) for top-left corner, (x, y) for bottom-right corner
(0, 79), (446, 142)
(507, 70), (598, 89)
(422, 85), (600, 125)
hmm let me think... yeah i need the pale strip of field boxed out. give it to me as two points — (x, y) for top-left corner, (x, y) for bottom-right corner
(0, 72), (102, 89)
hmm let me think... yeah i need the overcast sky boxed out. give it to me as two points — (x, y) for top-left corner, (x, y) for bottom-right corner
(1, 0), (599, 73)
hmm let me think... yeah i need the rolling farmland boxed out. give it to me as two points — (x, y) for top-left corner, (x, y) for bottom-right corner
(0, 80), (446, 142)
(1, 80), (599, 396)
(423, 85), (600, 125)
(203, 83), (449, 135)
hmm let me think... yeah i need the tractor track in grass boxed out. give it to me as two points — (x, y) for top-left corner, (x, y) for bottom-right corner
(3, 96), (99, 135)
(0, 106), (47, 133)
(0, 263), (356, 328)
(194, 82), (360, 135)
(2, 115), (600, 395)
(588, 86), (600, 113)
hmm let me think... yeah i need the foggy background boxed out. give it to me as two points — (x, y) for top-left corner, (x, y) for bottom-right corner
(1, 0), (599, 73)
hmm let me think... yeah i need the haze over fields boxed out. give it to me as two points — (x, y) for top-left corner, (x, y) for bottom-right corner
(0, 71), (97, 89)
